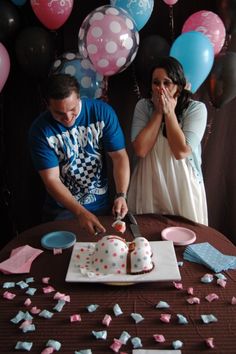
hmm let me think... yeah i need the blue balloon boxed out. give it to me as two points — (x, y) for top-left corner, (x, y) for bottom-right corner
(51, 53), (104, 99)
(11, 0), (27, 6)
(110, 0), (154, 31)
(170, 31), (214, 93)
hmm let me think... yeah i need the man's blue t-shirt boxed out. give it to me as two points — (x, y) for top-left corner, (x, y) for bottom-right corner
(28, 98), (125, 213)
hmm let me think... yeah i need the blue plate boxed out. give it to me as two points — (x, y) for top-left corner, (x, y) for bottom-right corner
(41, 231), (76, 250)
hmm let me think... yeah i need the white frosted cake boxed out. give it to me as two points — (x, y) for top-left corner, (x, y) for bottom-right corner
(75, 235), (154, 276)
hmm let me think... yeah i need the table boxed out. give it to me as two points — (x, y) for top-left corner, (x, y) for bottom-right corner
(0, 214), (236, 354)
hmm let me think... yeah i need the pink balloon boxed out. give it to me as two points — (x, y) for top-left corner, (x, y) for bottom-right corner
(30, 0), (74, 30)
(163, 0), (178, 5)
(79, 6), (139, 76)
(182, 10), (226, 55)
(0, 43), (10, 92)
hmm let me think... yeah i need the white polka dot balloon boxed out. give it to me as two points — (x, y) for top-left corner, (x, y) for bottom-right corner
(51, 52), (104, 99)
(78, 5), (139, 76)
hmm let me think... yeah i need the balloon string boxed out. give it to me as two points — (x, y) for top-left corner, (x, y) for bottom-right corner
(131, 64), (142, 100)
(100, 76), (109, 102)
(169, 6), (175, 43)
(202, 107), (215, 151)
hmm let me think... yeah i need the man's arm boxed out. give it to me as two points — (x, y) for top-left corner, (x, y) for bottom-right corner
(39, 166), (106, 235)
(108, 148), (130, 219)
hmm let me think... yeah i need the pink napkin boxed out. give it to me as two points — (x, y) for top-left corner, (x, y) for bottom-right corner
(0, 245), (43, 274)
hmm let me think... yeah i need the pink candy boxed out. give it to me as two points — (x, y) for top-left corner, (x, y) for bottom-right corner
(3, 291), (16, 300)
(187, 287), (194, 295)
(42, 286), (55, 294)
(173, 282), (183, 290)
(205, 293), (219, 302)
(160, 314), (171, 323)
(70, 314), (81, 322)
(24, 298), (32, 306)
(153, 334), (166, 342)
(42, 277), (50, 284)
(102, 314), (112, 327)
(231, 296), (236, 305)
(217, 279), (226, 288)
(205, 337), (215, 348)
(110, 339), (122, 353)
(187, 297), (200, 304)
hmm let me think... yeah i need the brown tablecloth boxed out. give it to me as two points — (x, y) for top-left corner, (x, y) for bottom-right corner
(0, 214), (236, 353)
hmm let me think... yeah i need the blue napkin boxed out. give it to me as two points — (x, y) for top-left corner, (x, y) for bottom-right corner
(183, 242), (236, 273)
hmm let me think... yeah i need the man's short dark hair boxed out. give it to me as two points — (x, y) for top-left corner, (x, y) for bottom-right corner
(43, 73), (80, 102)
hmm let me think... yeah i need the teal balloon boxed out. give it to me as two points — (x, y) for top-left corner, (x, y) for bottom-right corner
(11, 0), (27, 5)
(110, 0), (154, 31)
(170, 31), (214, 93)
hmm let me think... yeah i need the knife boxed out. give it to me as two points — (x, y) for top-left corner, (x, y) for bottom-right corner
(127, 212), (142, 238)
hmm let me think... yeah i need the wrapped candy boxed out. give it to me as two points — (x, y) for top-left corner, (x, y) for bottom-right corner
(110, 338), (122, 352)
(113, 304), (123, 316)
(205, 293), (219, 302)
(131, 337), (142, 348)
(201, 273), (213, 283)
(15, 341), (33, 351)
(102, 314), (112, 327)
(205, 337), (215, 348)
(39, 310), (54, 319)
(155, 301), (170, 309)
(92, 330), (107, 340)
(172, 340), (183, 349)
(160, 313), (171, 323)
(153, 334), (165, 342)
(119, 331), (131, 344)
(131, 312), (144, 323)
(187, 297), (200, 304)
(46, 339), (61, 351)
(87, 304), (99, 312)
(201, 314), (218, 324)
(177, 314), (188, 324)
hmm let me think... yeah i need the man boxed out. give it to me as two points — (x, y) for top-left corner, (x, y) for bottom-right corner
(29, 74), (130, 235)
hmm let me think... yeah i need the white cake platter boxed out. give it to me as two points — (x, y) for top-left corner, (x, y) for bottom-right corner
(65, 240), (181, 284)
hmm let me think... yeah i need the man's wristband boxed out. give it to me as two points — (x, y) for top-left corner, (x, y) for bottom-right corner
(114, 192), (127, 201)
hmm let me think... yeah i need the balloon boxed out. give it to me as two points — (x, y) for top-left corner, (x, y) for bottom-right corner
(0, 43), (10, 92)
(0, 0), (21, 42)
(15, 27), (55, 78)
(51, 52), (104, 99)
(135, 34), (170, 84)
(30, 0), (74, 30)
(208, 52), (236, 108)
(182, 10), (226, 55)
(170, 31), (214, 93)
(78, 5), (139, 76)
(110, 0), (154, 31)
(163, 0), (178, 5)
(11, 0), (27, 6)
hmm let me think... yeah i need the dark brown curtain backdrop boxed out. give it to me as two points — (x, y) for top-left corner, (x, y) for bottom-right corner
(1, 0), (235, 247)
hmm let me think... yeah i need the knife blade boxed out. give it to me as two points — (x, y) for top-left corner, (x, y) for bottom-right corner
(127, 212), (142, 238)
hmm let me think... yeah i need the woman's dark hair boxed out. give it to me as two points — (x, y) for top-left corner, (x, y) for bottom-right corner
(43, 73), (80, 103)
(149, 56), (192, 118)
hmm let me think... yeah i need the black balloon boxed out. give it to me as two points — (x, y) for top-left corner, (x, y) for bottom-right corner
(134, 35), (170, 85)
(15, 27), (55, 79)
(208, 52), (236, 108)
(0, 0), (21, 42)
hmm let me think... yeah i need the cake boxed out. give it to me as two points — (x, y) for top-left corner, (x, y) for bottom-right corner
(111, 219), (126, 233)
(75, 235), (154, 276)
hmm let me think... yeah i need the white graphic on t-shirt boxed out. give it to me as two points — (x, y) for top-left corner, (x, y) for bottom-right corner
(47, 121), (108, 204)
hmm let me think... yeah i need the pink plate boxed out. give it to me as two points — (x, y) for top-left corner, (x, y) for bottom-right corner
(161, 227), (196, 246)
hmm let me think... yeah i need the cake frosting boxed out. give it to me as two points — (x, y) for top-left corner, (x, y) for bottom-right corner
(75, 235), (154, 276)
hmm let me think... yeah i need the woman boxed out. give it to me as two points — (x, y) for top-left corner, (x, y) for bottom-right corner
(128, 56), (208, 225)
